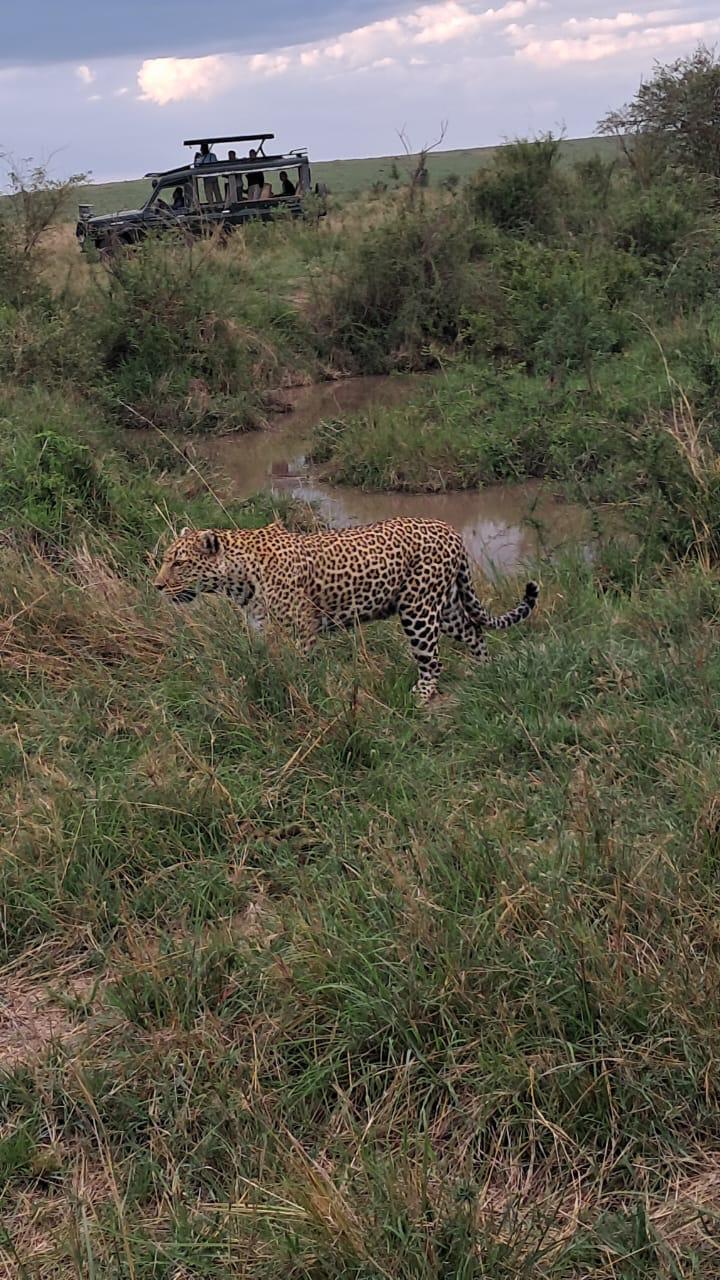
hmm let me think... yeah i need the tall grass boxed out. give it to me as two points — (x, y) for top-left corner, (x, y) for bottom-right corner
(2, 511), (720, 1273)
(3, 114), (720, 1277)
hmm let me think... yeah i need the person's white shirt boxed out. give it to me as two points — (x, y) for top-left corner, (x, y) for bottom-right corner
(194, 149), (217, 167)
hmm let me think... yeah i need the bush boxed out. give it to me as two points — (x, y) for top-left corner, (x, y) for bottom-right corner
(0, 387), (158, 551)
(464, 239), (641, 378)
(313, 332), (720, 566)
(466, 134), (568, 236)
(612, 177), (706, 262)
(0, 288), (98, 387)
(0, 419), (113, 550)
(312, 204), (487, 372)
(311, 364), (629, 491)
(0, 157), (86, 308)
(89, 235), (315, 432)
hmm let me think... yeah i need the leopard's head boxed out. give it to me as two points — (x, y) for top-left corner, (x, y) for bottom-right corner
(154, 528), (225, 603)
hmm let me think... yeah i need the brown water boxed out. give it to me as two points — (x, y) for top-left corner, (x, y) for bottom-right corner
(187, 376), (590, 577)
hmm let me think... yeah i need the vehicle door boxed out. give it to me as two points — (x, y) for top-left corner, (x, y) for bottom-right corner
(193, 170), (230, 233)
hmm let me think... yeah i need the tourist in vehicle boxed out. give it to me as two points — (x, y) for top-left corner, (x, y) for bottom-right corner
(193, 140), (217, 166)
(279, 170), (296, 196)
(246, 148), (265, 198)
(171, 186), (185, 211)
(194, 140), (222, 202)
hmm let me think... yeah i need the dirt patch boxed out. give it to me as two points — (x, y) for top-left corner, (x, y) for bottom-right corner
(0, 967), (97, 1070)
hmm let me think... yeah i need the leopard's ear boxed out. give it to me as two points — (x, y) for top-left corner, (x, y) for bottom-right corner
(180, 526), (190, 537)
(200, 530), (221, 556)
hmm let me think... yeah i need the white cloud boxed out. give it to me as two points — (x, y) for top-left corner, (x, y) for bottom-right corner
(317, 17), (403, 65)
(137, 55), (236, 104)
(133, 0), (708, 105)
(562, 9), (684, 35)
(88, 94), (102, 102)
(114, 86), (129, 97)
(516, 17), (720, 66)
(248, 52), (291, 75)
(134, 1), (544, 104)
(410, 1), (491, 43)
(75, 64), (95, 85)
(410, 0), (539, 44)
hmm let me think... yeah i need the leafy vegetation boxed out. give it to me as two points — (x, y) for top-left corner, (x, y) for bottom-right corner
(2, 48), (720, 1278)
(599, 44), (720, 183)
(310, 54), (720, 570)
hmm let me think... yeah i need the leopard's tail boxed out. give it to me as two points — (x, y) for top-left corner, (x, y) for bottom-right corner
(457, 559), (539, 631)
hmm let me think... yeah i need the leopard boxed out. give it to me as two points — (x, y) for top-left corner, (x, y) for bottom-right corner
(154, 518), (539, 700)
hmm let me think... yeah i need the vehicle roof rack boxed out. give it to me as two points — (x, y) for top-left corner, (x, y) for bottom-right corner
(183, 132), (275, 155)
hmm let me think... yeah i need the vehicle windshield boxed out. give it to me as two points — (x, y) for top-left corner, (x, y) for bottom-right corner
(145, 177), (192, 213)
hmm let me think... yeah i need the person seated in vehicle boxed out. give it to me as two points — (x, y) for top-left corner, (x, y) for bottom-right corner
(171, 186), (185, 211)
(279, 170), (296, 197)
(246, 149), (264, 198)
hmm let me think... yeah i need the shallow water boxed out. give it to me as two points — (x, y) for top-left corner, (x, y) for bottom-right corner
(190, 376), (590, 577)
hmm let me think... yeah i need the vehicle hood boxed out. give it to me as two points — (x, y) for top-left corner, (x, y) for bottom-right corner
(84, 209), (145, 226)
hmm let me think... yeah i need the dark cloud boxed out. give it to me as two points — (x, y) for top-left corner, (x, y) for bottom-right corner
(3, 0), (410, 65)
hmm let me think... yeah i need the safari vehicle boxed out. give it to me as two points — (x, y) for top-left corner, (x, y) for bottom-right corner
(76, 132), (324, 253)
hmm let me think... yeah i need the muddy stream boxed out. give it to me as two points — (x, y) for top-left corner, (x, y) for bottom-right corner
(179, 376), (589, 577)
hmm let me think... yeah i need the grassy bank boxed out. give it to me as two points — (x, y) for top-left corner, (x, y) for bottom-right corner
(2, 477), (720, 1274)
(1, 376), (720, 1275)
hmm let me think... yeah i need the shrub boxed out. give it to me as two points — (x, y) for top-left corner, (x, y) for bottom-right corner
(87, 234), (315, 432)
(0, 387), (157, 551)
(465, 240), (641, 378)
(466, 134), (567, 236)
(0, 416), (112, 548)
(612, 177), (706, 262)
(0, 157), (86, 308)
(312, 204), (486, 372)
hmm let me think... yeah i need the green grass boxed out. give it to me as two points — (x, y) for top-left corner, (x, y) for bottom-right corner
(74, 136), (621, 215)
(2, 521), (720, 1275)
(311, 342), (697, 490)
(0, 383), (718, 1276)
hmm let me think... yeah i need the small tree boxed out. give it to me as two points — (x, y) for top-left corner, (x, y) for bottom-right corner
(0, 154), (86, 304)
(1, 154), (87, 256)
(598, 45), (720, 183)
(397, 122), (447, 206)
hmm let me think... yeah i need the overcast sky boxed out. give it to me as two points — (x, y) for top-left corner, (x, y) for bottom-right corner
(2, 0), (718, 183)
